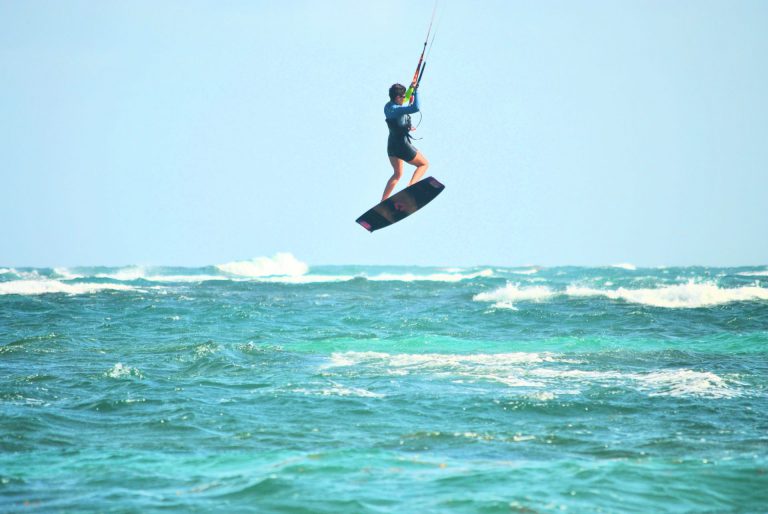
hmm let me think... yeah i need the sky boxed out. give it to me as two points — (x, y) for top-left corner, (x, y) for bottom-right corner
(1, 0), (767, 268)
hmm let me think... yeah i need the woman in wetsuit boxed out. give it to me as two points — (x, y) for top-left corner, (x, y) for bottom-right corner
(382, 83), (429, 201)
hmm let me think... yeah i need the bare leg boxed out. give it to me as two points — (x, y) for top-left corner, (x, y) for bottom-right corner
(382, 156), (403, 201)
(408, 152), (429, 185)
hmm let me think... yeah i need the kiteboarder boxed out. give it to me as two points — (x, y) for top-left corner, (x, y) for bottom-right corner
(382, 83), (429, 201)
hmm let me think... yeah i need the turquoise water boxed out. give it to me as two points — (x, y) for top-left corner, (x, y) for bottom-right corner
(2, 262), (767, 513)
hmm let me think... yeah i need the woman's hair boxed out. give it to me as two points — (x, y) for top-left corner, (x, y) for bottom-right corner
(388, 83), (406, 101)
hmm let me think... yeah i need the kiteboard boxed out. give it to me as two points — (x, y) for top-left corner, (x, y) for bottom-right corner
(356, 176), (445, 232)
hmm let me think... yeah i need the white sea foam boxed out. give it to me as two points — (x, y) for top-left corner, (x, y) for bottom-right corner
(51, 266), (224, 283)
(53, 267), (84, 280)
(101, 269), (228, 282)
(0, 268), (12, 275)
(324, 352), (739, 398)
(327, 351), (561, 370)
(0, 279), (138, 296)
(143, 274), (226, 283)
(95, 266), (148, 281)
(257, 268), (494, 284)
(473, 283), (556, 309)
(611, 263), (637, 271)
(258, 274), (357, 284)
(367, 269), (493, 283)
(566, 280), (768, 308)
(737, 270), (768, 277)
(530, 368), (738, 398)
(216, 253), (308, 278)
(1, 264), (492, 286)
(526, 392), (556, 402)
(326, 351), (558, 388)
(0, 269), (43, 280)
(635, 369), (739, 399)
(106, 363), (143, 379)
(294, 382), (384, 398)
(511, 268), (540, 275)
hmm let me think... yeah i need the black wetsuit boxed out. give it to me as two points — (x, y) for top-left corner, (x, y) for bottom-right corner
(384, 92), (420, 162)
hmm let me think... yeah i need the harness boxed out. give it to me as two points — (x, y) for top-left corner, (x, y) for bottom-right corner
(385, 114), (415, 142)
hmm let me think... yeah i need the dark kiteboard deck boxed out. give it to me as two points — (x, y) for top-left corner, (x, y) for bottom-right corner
(356, 176), (445, 232)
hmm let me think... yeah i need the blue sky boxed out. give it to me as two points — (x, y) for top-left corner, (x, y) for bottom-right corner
(1, 0), (766, 267)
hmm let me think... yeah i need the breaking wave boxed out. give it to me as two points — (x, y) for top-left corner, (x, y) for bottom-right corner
(0, 279), (139, 296)
(511, 267), (540, 275)
(566, 280), (768, 308)
(366, 269), (493, 282)
(737, 270), (768, 277)
(216, 253), (309, 278)
(473, 283), (556, 309)
(474, 280), (768, 309)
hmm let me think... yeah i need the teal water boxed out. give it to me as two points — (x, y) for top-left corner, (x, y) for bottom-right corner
(2, 263), (767, 513)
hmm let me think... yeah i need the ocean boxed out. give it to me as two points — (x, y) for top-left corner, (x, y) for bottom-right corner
(2, 255), (767, 513)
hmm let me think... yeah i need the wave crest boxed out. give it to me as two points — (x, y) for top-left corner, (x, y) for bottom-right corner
(566, 280), (768, 308)
(473, 283), (555, 309)
(0, 279), (138, 296)
(368, 269), (493, 283)
(737, 270), (768, 277)
(216, 253), (308, 278)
